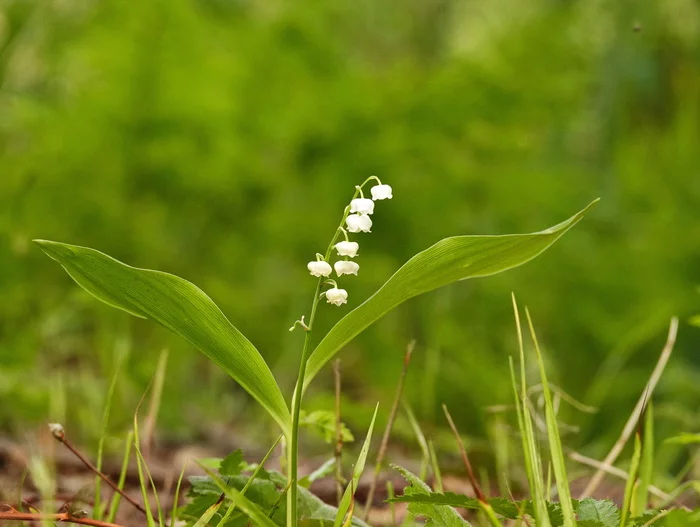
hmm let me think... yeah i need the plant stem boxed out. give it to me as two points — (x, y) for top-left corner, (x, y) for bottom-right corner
(287, 279), (322, 527)
(287, 181), (368, 527)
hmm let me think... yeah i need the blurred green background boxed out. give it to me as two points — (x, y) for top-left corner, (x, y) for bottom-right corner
(1, 0), (700, 467)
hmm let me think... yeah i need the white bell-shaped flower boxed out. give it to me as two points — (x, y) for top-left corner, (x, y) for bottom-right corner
(346, 213), (372, 233)
(334, 260), (359, 276)
(307, 260), (332, 277)
(335, 241), (359, 258)
(325, 287), (348, 306)
(370, 184), (393, 200)
(350, 198), (375, 215)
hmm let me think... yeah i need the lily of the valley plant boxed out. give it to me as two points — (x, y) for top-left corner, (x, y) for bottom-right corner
(35, 177), (597, 526)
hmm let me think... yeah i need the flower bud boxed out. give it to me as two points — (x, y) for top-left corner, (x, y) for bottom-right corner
(307, 260), (332, 277)
(325, 287), (348, 306)
(335, 241), (359, 258)
(346, 213), (372, 233)
(350, 198), (375, 215)
(334, 260), (359, 276)
(370, 184), (393, 200)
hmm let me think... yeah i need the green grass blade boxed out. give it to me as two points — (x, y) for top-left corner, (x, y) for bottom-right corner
(94, 345), (127, 520)
(620, 432), (642, 527)
(193, 502), (223, 527)
(106, 430), (133, 523)
(170, 459), (189, 527)
(335, 403), (379, 527)
(404, 404), (430, 481)
(510, 296), (550, 527)
(428, 440), (443, 493)
(525, 308), (576, 527)
(133, 428), (156, 527)
(634, 401), (654, 515)
(34, 240), (290, 435)
(304, 201), (598, 391)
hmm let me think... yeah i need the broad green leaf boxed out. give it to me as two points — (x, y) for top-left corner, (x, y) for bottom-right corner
(334, 403), (379, 527)
(576, 498), (619, 527)
(304, 200), (598, 391)
(220, 450), (245, 477)
(392, 464), (470, 526)
(35, 240), (291, 435)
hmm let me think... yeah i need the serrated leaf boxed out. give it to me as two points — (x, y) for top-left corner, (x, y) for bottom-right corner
(220, 451), (245, 477)
(34, 240), (291, 435)
(577, 498), (620, 527)
(304, 200), (597, 391)
(392, 464), (471, 526)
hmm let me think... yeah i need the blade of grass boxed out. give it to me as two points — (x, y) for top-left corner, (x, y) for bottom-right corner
(620, 431), (642, 527)
(510, 294), (550, 527)
(525, 308), (576, 527)
(403, 404), (430, 481)
(427, 440), (443, 493)
(486, 412), (510, 496)
(143, 348), (168, 458)
(106, 430), (134, 524)
(95, 344), (128, 520)
(133, 425), (156, 527)
(170, 458), (189, 527)
(335, 403), (379, 527)
(192, 502), (222, 527)
(386, 480), (397, 527)
(634, 401), (654, 515)
(364, 341), (414, 520)
(580, 317), (678, 498)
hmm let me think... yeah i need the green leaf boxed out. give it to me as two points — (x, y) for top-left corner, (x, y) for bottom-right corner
(300, 410), (354, 443)
(664, 433), (700, 445)
(187, 471), (370, 527)
(304, 200), (598, 391)
(334, 403), (379, 527)
(298, 458), (336, 488)
(34, 240), (291, 435)
(577, 498), (619, 527)
(220, 451), (245, 477)
(392, 464), (471, 526)
(199, 465), (278, 527)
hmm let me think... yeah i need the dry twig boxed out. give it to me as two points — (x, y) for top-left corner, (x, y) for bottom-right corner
(579, 317), (678, 499)
(49, 424), (148, 515)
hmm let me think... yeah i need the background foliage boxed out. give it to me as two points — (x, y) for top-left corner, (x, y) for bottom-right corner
(1, 0), (699, 467)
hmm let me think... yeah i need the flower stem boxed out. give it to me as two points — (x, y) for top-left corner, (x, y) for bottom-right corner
(287, 184), (363, 527)
(287, 279), (322, 527)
